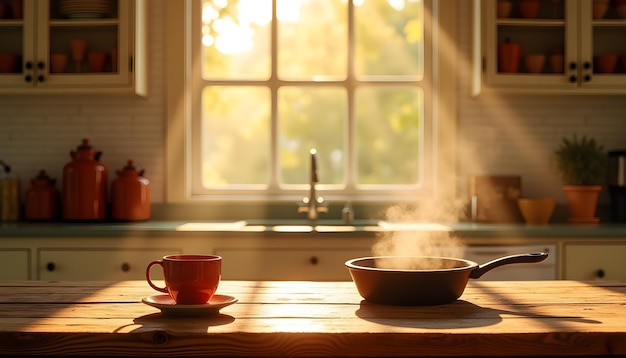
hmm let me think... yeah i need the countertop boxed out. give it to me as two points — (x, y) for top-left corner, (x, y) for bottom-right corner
(1, 280), (625, 357)
(1, 219), (626, 238)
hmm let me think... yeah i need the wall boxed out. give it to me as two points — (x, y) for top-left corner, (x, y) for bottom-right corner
(1, 1), (624, 211)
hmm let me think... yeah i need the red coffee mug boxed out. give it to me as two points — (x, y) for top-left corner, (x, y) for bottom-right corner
(146, 254), (222, 304)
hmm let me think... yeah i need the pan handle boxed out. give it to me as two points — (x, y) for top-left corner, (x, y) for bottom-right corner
(469, 252), (549, 279)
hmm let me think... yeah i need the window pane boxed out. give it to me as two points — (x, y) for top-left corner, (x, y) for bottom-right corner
(201, 86), (271, 186)
(278, 86), (347, 185)
(277, 0), (348, 80)
(354, 0), (424, 79)
(355, 86), (422, 185)
(201, 0), (271, 80)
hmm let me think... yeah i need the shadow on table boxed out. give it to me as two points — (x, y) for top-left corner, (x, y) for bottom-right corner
(355, 300), (601, 329)
(113, 313), (235, 335)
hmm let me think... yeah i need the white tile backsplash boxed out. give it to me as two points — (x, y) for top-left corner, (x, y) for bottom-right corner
(0, 0), (624, 208)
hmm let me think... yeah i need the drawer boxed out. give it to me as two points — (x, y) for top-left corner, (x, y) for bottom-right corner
(38, 248), (182, 281)
(565, 244), (626, 280)
(215, 248), (372, 281)
(0, 249), (30, 280)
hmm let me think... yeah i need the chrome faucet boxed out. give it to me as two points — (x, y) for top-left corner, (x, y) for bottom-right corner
(298, 148), (328, 220)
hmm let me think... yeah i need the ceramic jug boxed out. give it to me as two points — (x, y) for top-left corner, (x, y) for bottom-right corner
(62, 139), (108, 220)
(25, 170), (60, 221)
(111, 160), (150, 221)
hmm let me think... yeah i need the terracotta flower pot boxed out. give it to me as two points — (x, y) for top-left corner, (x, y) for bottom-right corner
(563, 185), (602, 223)
(498, 42), (522, 73)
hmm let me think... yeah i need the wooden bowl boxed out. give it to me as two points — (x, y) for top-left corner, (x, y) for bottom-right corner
(518, 198), (555, 225)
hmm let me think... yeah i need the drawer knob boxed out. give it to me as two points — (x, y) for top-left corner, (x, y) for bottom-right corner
(121, 263), (130, 272)
(596, 269), (605, 279)
(46, 262), (56, 272)
(309, 256), (319, 265)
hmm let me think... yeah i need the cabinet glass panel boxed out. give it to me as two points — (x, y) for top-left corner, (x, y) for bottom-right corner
(0, 15), (24, 75)
(48, 0), (120, 74)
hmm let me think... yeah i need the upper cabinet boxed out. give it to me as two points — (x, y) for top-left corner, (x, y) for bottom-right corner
(0, 0), (146, 96)
(474, 0), (626, 95)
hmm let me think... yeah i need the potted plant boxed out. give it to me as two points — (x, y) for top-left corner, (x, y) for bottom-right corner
(554, 134), (606, 223)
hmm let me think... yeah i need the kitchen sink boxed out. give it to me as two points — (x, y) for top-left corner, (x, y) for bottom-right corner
(175, 219), (452, 233)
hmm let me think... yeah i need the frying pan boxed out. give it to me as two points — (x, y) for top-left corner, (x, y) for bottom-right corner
(345, 252), (548, 306)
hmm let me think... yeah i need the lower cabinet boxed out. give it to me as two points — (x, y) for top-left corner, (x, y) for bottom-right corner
(38, 248), (182, 281)
(564, 243), (626, 280)
(216, 248), (372, 281)
(0, 249), (30, 280)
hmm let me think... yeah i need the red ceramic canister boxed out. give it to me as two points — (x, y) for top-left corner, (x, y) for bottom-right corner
(24, 170), (60, 221)
(111, 160), (150, 221)
(62, 139), (108, 220)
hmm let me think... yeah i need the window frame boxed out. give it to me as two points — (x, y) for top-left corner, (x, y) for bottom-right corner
(166, 0), (458, 207)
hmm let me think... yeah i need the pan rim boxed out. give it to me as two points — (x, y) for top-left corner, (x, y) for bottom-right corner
(345, 255), (478, 273)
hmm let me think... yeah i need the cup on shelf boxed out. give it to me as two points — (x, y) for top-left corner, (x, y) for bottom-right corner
(50, 53), (68, 73)
(146, 254), (222, 304)
(592, 0), (609, 19)
(518, 0), (541, 19)
(549, 53), (564, 73)
(10, 0), (23, 19)
(594, 54), (618, 73)
(524, 53), (546, 73)
(0, 53), (19, 73)
(497, 0), (512, 18)
(87, 52), (107, 72)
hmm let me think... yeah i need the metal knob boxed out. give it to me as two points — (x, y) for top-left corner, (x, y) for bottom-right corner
(569, 62), (577, 70)
(309, 256), (319, 265)
(596, 269), (605, 279)
(46, 262), (56, 272)
(569, 75), (577, 83)
(121, 263), (130, 272)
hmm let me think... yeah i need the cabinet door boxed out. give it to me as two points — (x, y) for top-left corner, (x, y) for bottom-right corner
(565, 244), (626, 280)
(0, 249), (30, 280)
(38, 248), (182, 281)
(215, 248), (372, 281)
(0, 0), (36, 89)
(36, 0), (133, 88)
(482, 0), (579, 91)
(578, 0), (626, 89)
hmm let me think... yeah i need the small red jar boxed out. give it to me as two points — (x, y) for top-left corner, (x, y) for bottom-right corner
(24, 170), (60, 221)
(111, 160), (150, 221)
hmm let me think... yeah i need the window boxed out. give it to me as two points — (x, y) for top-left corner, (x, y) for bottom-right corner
(167, 0), (457, 206)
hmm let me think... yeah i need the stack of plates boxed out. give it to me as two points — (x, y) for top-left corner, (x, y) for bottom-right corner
(59, 0), (112, 18)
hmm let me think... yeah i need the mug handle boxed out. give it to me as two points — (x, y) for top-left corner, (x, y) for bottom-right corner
(146, 260), (169, 294)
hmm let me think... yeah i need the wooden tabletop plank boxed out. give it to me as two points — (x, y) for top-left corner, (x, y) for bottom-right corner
(1, 280), (625, 357)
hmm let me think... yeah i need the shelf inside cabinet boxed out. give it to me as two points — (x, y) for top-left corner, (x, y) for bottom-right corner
(49, 19), (120, 27)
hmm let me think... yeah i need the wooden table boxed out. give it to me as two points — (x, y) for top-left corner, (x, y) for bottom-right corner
(1, 280), (625, 357)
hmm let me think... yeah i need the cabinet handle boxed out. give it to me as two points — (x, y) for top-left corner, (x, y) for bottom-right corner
(46, 262), (56, 272)
(309, 256), (319, 265)
(38, 61), (45, 70)
(569, 62), (577, 70)
(583, 61), (591, 70)
(121, 263), (130, 272)
(25, 61), (33, 70)
(24, 75), (32, 83)
(584, 74), (591, 82)
(569, 75), (577, 83)
(38, 75), (45, 83)
(596, 269), (605, 279)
